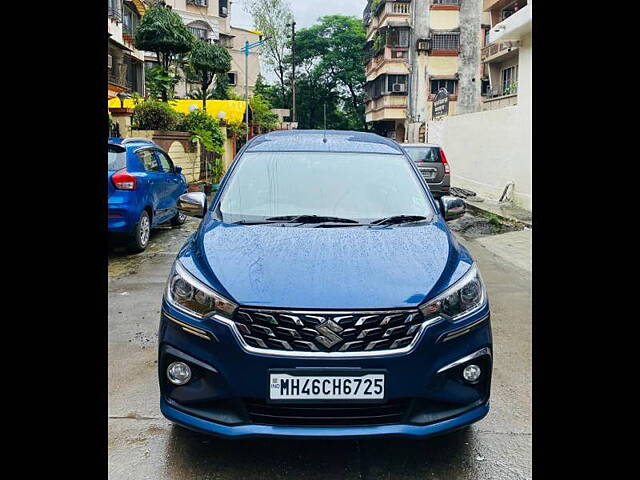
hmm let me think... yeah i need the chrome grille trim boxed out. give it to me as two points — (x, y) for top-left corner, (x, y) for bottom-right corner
(212, 310), (445, 358)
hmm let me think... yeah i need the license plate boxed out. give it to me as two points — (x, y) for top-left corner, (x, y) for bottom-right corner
(269, 373), (385, 401)
(421, 169), (437, 180)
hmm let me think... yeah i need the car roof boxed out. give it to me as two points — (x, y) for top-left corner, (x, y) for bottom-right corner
(244, 130), (405, 155)
(401, 143), (440, 148)
(108, 137), (159, 151)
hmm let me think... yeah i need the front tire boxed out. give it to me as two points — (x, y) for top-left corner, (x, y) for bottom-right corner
(128, 210), (151, 253)
(171, 210), (187, 227)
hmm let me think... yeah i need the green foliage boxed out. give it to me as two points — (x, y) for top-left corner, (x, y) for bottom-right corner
(145, 65), (181, 101)
(132, 100), (179, 130)
(249, 94), (279, 130)
(177, 110), (225, 155)
(371, 0), (384, 12)
(188, 41), (232, 107)
(227, 122), (248, 138)
(291, 15), (367, 130)
(246, 0), (294, 106)
(134, 4), (194, 101)
(134, 5), (193, 63)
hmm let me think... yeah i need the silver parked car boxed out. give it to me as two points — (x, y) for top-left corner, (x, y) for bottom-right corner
(402, 143), (451, 198)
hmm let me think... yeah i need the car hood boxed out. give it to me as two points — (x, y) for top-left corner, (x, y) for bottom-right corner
(187, 220), (472, 310)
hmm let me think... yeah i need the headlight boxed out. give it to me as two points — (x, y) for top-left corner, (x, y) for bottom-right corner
(166, 261), (237, 318)
(419, 264), (486, 321)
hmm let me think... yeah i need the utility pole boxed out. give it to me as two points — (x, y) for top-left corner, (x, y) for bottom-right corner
(245, 40), (249, 143)
(243, 36), (270, 142)
(291, 21), (297, 124)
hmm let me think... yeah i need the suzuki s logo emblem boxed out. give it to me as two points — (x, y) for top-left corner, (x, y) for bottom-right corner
(314, 319), (344, 348)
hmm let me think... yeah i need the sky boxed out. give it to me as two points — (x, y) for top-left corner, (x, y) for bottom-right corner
(230, 0), (368, 30)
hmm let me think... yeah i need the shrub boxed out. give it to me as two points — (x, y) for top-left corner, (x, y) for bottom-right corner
(132, 101), (179, 131)
(176, 110), (225, 154)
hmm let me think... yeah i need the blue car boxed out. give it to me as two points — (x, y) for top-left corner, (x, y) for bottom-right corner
(159, 130), (492, 439)
(108, 138), (188, 252)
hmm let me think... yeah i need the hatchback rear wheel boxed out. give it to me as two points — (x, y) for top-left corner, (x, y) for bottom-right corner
(129, 210), (150, 253)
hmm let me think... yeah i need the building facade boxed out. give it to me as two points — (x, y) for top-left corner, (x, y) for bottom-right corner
(480, 0), (529, 111)
(363, 0), (485, 142)
(425, 0), (531, 209)
(144, 1), (261, 99)
(108, 0), (148, 99)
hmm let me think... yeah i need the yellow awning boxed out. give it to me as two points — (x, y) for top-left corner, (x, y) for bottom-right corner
(107, 98), (247, 125)
(130, 0), (146, 17)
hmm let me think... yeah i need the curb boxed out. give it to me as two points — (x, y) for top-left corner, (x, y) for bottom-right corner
(464, 201), (532, 228)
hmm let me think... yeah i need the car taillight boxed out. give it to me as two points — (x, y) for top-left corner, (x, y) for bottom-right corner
(440, 149), (450, 175)
(112, 169), (137, 190)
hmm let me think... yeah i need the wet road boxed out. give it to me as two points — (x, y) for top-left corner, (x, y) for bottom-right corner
(108, 223), (531, 479)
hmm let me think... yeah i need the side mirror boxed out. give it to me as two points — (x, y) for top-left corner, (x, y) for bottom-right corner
(177, 192), (207, 219)
(440, 196), (465, 221)
(174, 166), (183, 174)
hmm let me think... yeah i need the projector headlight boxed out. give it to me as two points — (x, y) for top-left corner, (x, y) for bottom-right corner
(419, 264), (486, 321)
(166, 261), (237, 319)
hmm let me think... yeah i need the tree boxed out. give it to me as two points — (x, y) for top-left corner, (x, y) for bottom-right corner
(294, 15), (367, 130)
(134, 4), (194, 101)
(188, 41), (232, 111)
(246, 0), (294, 107)
(249, 94), (279, 131)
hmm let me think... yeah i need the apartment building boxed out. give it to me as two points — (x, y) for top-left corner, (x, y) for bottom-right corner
(363, 0), (484, 142)
(108, 0), (147, 99)
(145, 1), (260, 99)
(480, 0), (531, 111)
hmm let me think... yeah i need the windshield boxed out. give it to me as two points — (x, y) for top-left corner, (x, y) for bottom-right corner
(218, 151), (434, 223)
(405, 146), (440, 163)
(108, 148), (127, 171)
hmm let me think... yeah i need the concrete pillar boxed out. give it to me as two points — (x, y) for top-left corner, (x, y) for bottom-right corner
(109, 107), (134, 138)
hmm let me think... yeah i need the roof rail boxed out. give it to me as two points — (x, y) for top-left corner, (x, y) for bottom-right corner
(121, 137), (155, 145)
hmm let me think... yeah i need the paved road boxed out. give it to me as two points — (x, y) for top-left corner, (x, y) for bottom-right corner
(108, 223), (531, 480)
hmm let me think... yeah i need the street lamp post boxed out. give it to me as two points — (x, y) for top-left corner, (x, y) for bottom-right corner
(243, 36), (270, 143)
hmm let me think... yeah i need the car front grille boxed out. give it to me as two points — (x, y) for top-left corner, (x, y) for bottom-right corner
(244, 399), (410, 426)
(231, 308), (426, 354)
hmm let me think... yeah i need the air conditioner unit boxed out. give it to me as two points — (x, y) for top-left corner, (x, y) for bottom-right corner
(392, 83), (407, 93)
(220, 6), (228, 16)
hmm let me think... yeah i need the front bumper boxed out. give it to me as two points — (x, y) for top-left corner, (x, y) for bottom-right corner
(158, 300), (492, 439)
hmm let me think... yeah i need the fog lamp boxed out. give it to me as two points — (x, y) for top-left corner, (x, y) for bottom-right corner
(167, 361), (191, 385)
(463, 364), (481, 383)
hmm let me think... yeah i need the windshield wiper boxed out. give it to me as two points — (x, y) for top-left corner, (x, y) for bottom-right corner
(264, 214), (360, 224)
(370, 215), (428, 226)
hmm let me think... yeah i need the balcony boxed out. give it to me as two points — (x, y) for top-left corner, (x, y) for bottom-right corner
(366, 1), (412, 40)
(365, 94), (407, 123)
(481, 41), (519, 63)
(365, 47), (409, 79)
(482, 92), (517, 111)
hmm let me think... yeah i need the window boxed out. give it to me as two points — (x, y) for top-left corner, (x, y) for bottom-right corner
(188, 26), (209, 41)
(430, 79), (457, 95)
(219, 0), (229, 17)
(387, 75), (408, 93)
(155, 151), (174, 173)
(228, 72), (237, 86)
(501, 66), (518, 95)
(108, 0), (122, 21)
(138, 151), (161, 172)
(405, 146), (441, 163)
(122, 5), (138, 35)
(432, 33), (460, 51)
(433, 0), (460, 4)
(219, 152), (434, 223)
(187, 0), (208, 6)
(387, 28), (410, 48)
(108, 146), (127, 171)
